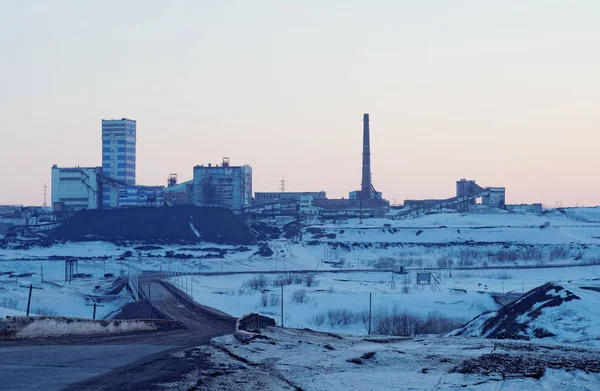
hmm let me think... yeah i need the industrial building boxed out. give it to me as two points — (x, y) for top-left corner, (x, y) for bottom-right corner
(51, 166), (102, 211)
(349, 190), (382, 200)
(193, 158), (252, 214)
(244, 113), (390, 220)
(51, 117), (168, 212)
(401, 179), (541, 216)
(50, 117), (254, 215)
(315, 113), (390, 219)
(254, 191), (326, 205)
(163, 174), (195, 206)
(101, 118), (137, 208)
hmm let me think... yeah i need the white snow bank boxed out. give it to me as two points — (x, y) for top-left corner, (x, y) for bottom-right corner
(0, 306), (27, 318)
(0, 316), (156, 338)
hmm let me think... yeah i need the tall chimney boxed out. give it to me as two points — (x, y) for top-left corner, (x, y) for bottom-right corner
(361, 113), (371, 200)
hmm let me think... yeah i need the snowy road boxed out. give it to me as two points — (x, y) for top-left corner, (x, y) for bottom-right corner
(0, 276), (236, 391)
(0, 344), (173, 391)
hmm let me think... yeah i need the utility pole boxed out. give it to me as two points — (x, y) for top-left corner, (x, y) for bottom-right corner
(20, 284), (43, 316)
(40, 262), (44, 284)
(86, 303), (104, 320)
(359, 198), (363, 224)
(368, 293), (372, 335)
(281, 285), (284, 327)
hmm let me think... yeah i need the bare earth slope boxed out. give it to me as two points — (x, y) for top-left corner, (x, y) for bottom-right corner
(451, 281), (600, 345)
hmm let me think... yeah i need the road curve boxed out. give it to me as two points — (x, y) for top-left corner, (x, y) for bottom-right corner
(0, 275), (236, 391)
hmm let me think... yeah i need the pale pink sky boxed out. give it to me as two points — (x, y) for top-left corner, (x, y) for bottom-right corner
(1, 1), (599, 207)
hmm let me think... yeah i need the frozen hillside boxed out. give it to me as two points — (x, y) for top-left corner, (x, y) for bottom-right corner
(451, 281), (600, 346)
(309, 210), (600, 245)
(301, 209), (600, 269)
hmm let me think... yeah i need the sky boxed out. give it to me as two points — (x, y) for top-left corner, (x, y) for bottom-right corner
(0, 0), (599, 207)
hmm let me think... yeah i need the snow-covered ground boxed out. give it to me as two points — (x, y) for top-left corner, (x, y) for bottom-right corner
(1, 209), (600, 323)
(180, 265), (600, 334)
(188, 327), (600, 390)
(0, 260), (132, 319)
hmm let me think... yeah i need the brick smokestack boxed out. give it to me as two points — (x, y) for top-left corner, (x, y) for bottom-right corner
(361, 113), (371, 200)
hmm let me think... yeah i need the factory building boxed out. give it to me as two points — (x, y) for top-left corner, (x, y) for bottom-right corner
(349, 190), (382, 200)
(404, 179), (504, 212)
(51, 165), (102, 211)
(254, 191), (326, 205)
(482, 187), (506, 207)
(315, 113), (390, 219)
(101, 118), (136, 208)
(163, 174), (195, 206)
(193, 158), (252, 214)
(400, 179), (541, 216)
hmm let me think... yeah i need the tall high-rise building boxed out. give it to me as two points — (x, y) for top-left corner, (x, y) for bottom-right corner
(101, 118), (136, 208)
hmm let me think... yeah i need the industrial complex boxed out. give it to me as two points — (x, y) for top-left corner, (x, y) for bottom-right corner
(1, 112), (542, 234)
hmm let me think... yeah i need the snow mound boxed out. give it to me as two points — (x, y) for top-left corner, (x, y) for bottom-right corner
(451, 282), (600, 345)
(0, 316), (156, 338)
(0, 306), (27, 318)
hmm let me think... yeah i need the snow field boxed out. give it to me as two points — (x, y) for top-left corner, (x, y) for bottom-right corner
(0, 260), (132, 319)
(183, 271), (497, 334)
(184, 265), (600, 334)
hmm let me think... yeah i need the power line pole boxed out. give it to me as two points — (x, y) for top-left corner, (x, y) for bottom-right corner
(86, 303), (104, 320)
(280, 178), (286, 193)
(281, 285), (284, 327)
(42, 183), (48, 208)
(20, 284), (43, 316)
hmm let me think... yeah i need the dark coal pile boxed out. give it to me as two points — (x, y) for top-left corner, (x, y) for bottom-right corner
(453, 348), (600, 380)
(451, 282), (584, 341)
(50, 206), (255, 244)
(250, 222), (281, 240)
(254, 243), (274, 257)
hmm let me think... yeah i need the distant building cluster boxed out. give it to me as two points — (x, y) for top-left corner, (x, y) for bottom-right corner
(50, 114), (393, 220)
(48, 113), (537, 222)
(51, 118), (252, 215)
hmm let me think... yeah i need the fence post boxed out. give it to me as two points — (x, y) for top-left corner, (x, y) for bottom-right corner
(368, 293), (372, 335)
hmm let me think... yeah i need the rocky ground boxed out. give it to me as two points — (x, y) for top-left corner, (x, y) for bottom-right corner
(178, 327), (600, 390)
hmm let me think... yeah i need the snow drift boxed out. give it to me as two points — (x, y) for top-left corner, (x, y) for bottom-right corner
(451, 282), (600, 345)
(0, 316), (156, 338)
